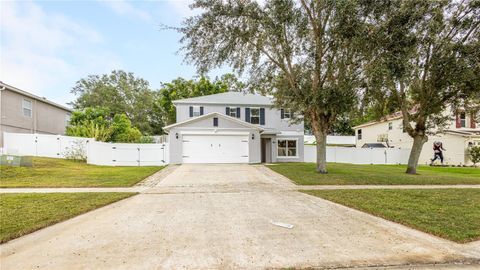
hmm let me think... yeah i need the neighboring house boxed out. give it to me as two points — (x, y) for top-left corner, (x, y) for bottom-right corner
(0, 82), (72, 147)
(353, 109), (480, 165)
(163, 92), (304, 164)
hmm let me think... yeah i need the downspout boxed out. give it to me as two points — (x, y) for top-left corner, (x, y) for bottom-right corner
(33, 99), (37, 134)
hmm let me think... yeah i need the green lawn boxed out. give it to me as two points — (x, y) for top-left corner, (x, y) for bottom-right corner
(0, 192), (136, 243)
(302, 189), (480, 243)
(267, 163), (480, 185)
(0, 157), (163, 187)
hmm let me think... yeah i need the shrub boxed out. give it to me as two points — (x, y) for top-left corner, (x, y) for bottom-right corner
(63, 140), (87, 161)
(470, 146), (480, 166)
(138, 136), (155, 144)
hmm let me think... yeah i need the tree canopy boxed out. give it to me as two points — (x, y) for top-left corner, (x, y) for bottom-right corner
(70, 70), (156, 134)
(364, 0), (480, 173)
(65, 107), (143, 143)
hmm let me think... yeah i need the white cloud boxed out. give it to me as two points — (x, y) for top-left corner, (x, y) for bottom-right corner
(101, 0), (153, 23)
(0, 1), (121, 105)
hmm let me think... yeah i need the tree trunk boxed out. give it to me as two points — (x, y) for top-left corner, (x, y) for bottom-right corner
(314, 130), (328, 174)
(406, 135), (428, 174)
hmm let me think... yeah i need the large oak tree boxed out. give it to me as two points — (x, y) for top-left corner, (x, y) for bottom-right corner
(365, 0), (480, 174)
(179, 0), (369, 173)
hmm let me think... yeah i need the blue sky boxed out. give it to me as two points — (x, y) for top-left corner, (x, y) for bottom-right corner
(0, 0), (230, 106)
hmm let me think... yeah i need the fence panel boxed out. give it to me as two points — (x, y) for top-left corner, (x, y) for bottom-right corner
(87, 141), (168, 166)
(3, 132), (37, 156)
(304, 145), (410, 165)
(35, 134), (61, 158)
(3, 132), (91, 159)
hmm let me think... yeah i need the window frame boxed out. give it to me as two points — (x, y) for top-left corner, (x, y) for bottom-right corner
(277, 138), (298, 158)
(22, 98), (32, 118)
(283, 109), (292, 119)
(192, 106), (201, 117)
(460, 112), (466, 128)
(228, 107), (237, 118)
(250, 107), (260, 125)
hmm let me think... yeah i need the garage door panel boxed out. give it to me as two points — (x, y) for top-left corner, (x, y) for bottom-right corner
(182, 135), (249, 163)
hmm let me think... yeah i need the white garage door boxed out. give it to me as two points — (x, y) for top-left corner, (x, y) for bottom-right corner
(182, 134), (249, 163)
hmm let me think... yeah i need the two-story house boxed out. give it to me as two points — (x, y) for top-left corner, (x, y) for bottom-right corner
(353, 108), (479, 165)
(163, 92), (304, 164)
(0, 82), (72, 147)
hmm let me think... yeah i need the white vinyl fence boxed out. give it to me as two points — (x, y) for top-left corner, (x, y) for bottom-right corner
(3, 132), (168, 166)
(3, 132), (91, 158)
(87, 141), (168, 166)
(4, 132), (409, 166)
(304, 145), (411, 164)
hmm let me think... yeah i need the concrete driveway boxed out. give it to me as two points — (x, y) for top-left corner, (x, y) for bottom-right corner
(1, 164), (479, 269)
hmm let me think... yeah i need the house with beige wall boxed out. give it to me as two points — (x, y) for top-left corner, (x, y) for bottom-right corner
(0, 81), (72, 147)
(353, 109), (480, 165)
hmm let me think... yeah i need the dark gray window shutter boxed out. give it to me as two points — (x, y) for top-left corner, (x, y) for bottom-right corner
(225, 107), (230, 115)
(236, 107), (241, 118)
(245, 108), (250, 123)
(280, 109), (284, 119)
(213, 117), (218, 127)
(200, 106), (204, 115)
(260, 108), (265, 125)
(189, 106), (193, 117)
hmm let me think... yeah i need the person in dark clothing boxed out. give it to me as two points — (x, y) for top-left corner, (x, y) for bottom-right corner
(430, 141), (446, 165)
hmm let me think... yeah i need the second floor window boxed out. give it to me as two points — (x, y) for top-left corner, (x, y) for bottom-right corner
(388, 122), (393, 130)
(460, 112), (466, 127)
(357, 129), (362, 140)
(281, 109), (291, 119)
(228, 107), (237, 117)
(192, 106), (201, 117)
(250, 108), (260, 124)
(22, 99), (32, 118)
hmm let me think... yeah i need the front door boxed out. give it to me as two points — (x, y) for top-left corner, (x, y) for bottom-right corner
(261, 138), (271, 163)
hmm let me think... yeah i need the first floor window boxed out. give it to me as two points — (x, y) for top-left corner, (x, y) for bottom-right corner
(22, 99), (32, 118)
(357, 129), (362, 140)
(193, 106), (201, 117)
(228, 107), (237, 117)
(278, 139), (297, 157)
(250, 108), (260, 124)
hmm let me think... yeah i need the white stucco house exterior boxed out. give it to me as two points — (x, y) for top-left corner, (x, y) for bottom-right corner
(163, 92), (304, 164)
(353, 109), (480, 165)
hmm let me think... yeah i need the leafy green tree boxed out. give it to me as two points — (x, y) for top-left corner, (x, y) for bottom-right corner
(70, 70), (156, 134)
(178, 0), (369, 173)
(66, 108), (142, 143)
(365, 0), (480, 174)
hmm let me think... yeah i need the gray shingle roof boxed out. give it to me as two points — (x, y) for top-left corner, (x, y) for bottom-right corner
(173, 92), (273, 106)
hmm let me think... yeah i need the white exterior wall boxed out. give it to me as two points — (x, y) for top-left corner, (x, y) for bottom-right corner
(175, 104), (304, 132)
